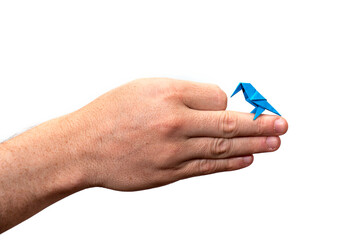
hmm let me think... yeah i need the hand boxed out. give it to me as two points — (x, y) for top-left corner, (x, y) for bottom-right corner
(71, 78), (288, 191)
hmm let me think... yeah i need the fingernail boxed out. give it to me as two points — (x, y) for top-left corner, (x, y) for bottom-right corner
(243, 156), (253, 164)
(266, 136), (279, 150)
(274, 118), (287, 134)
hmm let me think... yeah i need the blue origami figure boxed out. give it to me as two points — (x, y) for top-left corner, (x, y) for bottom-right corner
(231, 82), (281, 120)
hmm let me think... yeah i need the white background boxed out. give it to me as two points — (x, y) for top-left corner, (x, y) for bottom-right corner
(1, 0), (360, 239)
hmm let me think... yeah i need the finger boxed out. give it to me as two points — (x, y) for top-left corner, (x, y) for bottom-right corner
(180, 81), (227, 110)
(184, 111), (288, 137)
(183, 136), (281, 159)
(177, 156), (254, 179)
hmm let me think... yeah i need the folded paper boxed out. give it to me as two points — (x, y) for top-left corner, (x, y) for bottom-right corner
(231, 82), (281, 120)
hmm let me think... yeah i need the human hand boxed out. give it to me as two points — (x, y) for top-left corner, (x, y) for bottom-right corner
(70, 78), (288, 191)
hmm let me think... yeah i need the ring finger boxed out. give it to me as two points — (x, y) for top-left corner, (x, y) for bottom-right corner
(183, 136), (281, 160)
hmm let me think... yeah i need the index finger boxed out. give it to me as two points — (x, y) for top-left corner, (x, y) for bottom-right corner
(184, 111), (288, 138)
(179, 81), (228, 111)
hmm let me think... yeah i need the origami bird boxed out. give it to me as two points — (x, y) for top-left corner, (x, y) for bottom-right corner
(231, 82), (281, 120)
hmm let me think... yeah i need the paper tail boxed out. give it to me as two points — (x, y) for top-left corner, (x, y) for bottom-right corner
(230, 82), (243, 97)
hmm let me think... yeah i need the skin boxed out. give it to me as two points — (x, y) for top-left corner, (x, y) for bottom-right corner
(0, 78), (288, 233)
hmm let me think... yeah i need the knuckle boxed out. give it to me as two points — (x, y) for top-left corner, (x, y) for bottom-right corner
(198, 160), (218, 175)
(210, 138), (231, 157)
(157, 145), (182, 167)
(255, 116), (266, 135)
(168, 115), (184, 129)
(163, 85), (181, 101)
(219, 111), (237, 136)
(137, 78), (180, 101)
(157, 114), (184, 136)
(158, 80), (182, 99)
(249, 140), (260, 154)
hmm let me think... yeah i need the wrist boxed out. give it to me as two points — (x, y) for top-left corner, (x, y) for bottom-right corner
(2, 114), (90, 195)
(0, 118), (89, 232)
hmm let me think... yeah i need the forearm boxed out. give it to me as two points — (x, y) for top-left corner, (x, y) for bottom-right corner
(0, 114), (89, 233)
